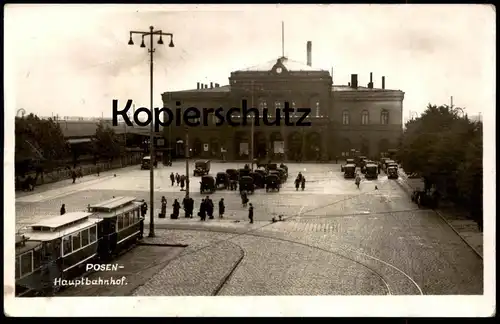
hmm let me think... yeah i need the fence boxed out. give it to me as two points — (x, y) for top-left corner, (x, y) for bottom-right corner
(22, 154), (142, 186)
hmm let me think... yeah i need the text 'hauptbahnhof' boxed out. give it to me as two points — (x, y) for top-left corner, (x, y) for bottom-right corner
(162, 41), (404, 162)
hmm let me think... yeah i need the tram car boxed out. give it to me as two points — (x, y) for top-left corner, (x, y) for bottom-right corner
(14, 196), (145, 296)
(15, 212), (104, 296)
(87, 196), (145, 259)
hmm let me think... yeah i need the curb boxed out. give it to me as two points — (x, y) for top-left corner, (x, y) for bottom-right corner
(395, 170), (483, 260)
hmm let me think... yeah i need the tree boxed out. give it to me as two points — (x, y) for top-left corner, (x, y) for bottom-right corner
(92, 121), (124, 162)
(15, 114), (69, 176)
(398, 104), (483, 221)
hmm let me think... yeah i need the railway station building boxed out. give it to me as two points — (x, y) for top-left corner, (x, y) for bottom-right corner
(162, 41), (404, 162)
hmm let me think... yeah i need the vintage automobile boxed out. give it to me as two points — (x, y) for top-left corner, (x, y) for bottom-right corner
(141, 156), (157, 170)
(267, 163), (278, 171)
(383, 159), (395, 169)
(238, 168), (251, 178)
(193, 160), (211, 176)
(387, 162), (399, 170)
(276, 168), (288, 182)
(239, 176), (255, 194)
(278, 163), (288, 174)
(387, 166), (399, 179)
(411, 189), (439, 208)
(200, 175), (216, 194)
(215, 172), (230, 189)
(341, 158), (356, 172)
(249, 172), (265, 189)
(265, 174), (280, 192)
(356, 156), (368, 168)
(365, 163), (378, 179)
(343, 164), (356, 178)
(254, 169), (267, 178)
(226, 169), (239, 181)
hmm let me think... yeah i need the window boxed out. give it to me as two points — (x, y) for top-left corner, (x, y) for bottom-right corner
(33, 246), (42, 270)
(381, 110), (389, 125)
(81, 228), (89, 247)
(72, 232), (81, 251)
(63, 236), (72, 255)
(123, 213), (129, 228)
(20, 252), (33, 277)
(89, 226), (97, 243)
(15, 257), (20, 279)
(361, 110), (369, 125)
(342, 110), (350, 125)
(274, 101), (282, 115)
(258, 99), (267, 116)
(117, 215), (124, 230)
(315, 101), (320, 117)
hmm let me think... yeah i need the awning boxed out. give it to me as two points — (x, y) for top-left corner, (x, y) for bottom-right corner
(67, 138), (92, 144)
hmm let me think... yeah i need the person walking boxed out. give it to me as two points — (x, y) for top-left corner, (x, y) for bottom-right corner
(183, 195), (190, 218)
(170, 172), (175, 186)
(218, 198), (225, 219)
(175, 173), (180, 186)
(171, 199), (180, 219)
(60, 204), (66, 215)
(248, 203), (254, 224)
(198, 199), (207, 221)
(301, 177), (306, 191)
(180, 175), (185, 191)
(206, 196), (214, 219)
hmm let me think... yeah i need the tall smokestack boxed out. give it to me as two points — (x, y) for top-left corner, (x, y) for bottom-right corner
(307, 41), (312, 66)
(368, 72), (373, 89)
(382, 76), (385, 90)
(210, 82), (213, 88)
(197, 82), (200, 89)
(351, 74), (358, 89)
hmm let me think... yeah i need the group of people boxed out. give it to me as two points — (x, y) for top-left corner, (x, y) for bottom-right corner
(170, 172), (188, 190)
(294, 172), (306, 191)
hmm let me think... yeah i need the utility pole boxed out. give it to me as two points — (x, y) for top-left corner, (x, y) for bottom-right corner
(250, 80), (255, 171)
(281, 21), (285, 57)
(128, 26), (175, 238)
(185, 127), (190, 197)
(450, 96), (454, 108)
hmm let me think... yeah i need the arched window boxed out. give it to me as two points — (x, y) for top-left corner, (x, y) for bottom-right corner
(381, 110), (389, 125)
(342, 110), (350, 125)
(361, 110), (369, 125)
(315, 101), (320, 117)
(258, 99), (267, 116)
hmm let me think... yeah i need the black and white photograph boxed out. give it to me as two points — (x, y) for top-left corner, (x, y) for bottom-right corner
(4, 4), (495, 317)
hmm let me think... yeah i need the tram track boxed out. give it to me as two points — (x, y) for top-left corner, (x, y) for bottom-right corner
(129, 183), (423, 296)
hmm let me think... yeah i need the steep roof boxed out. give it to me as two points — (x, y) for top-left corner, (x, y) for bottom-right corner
(235, 57), (326, 72)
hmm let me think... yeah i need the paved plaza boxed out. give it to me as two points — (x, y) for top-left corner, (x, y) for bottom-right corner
(15, 162), (483, 295)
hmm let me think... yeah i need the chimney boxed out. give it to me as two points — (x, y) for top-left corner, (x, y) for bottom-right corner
(197, 82), (200, 89)
(306, 41), (312, 66)
(348, 82), (351, 87)
(382, 76), (385, 90)
(210, 82), (213, 88)
(368, 72), (373, 89)
(204, 84), (208, 89)
(215, 83), (219, 88)
(351, 74), (358, 89)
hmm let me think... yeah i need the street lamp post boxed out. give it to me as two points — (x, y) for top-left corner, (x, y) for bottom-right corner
(128, 26), (174, 238)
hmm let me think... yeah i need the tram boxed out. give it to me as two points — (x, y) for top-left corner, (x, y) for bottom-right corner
(14, 196), (145, 296)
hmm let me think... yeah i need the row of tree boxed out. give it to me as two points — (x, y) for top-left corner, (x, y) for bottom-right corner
(15, 114), (124, 176)
(398, 104), (483, 221)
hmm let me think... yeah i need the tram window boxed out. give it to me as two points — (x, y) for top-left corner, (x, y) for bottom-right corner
(63, 236), (72, 255)
(72, 232), (81, 251)
(33, 247), (42, 270)
(123, 213), (129, 228)
(20, 252), (33, 276)
(117, 215), (124, 230)
(89, 226), (97, 243)
(15, 257), (20, 279)
(131, 211), (136, 223)
(81, 229), (89, 247)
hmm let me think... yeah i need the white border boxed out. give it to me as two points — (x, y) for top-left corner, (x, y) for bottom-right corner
(4, 4), (496, 317)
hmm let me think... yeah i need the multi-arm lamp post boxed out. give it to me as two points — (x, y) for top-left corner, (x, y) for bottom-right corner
(128, 26), (174, 238)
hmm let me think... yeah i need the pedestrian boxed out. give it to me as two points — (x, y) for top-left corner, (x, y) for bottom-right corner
(161, 197), (167, 218)
(176, 173), (180, 186)
(241, 190), (248, 207)
(301, 177), (306, 191)
(96, 165), (100, 177)
(60, 204), (66, 215)
(71, 169), (77, 184)
(187, 196), (194, 218)
(198, 199), (206, 221)
(219, 198), (225, 218)
(295, 177), (300, 191)
(170, 172), (175, 186)
(206, 196), (214, 219)
(171, 199), (180, 219)
(141, 202), (148, 217)
(180, 175), (185, 191)
(248, 203), (254, 224)
(183, 195), (190, 218)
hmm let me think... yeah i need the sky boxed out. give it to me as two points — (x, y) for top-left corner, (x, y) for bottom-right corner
(5, 4), (496, 122)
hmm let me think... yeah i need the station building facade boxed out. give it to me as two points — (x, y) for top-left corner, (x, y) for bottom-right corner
(162, 42), (404, 162)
